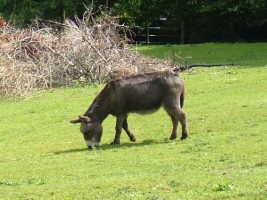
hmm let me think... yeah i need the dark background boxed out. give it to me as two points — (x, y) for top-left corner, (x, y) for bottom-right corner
(0, 0), (266, 43)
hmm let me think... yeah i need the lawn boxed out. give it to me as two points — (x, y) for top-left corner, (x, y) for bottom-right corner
(0, 43), (267, 199)
(136, 43), (267, 67)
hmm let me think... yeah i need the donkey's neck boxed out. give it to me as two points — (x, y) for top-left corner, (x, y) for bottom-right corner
(85, 102), (109, 123)
(84, 85), (112, 123)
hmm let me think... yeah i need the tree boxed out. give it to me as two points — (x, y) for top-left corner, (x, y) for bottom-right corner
(112, 0), (201, 44)
(199, 0), (267, 41)
(112, 0), (266, 43)
(0, 0), (266, 41)
(156, 0), (201, 44)
(0, 0), (94, 25)
(0, 0), (43, 25)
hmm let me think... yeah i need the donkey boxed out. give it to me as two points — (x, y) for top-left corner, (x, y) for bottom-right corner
(70, 71), (188, 149)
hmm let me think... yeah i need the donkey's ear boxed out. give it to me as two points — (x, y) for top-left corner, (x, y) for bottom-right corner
(69, 118), (82, 124)
(78, 115), (92, 123)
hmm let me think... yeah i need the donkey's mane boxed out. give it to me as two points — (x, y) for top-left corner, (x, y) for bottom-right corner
(84, 83), (113, 120)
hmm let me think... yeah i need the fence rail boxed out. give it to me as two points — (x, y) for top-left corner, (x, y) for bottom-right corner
(135, 24), (180, 44)
(120, 17), (181, 44)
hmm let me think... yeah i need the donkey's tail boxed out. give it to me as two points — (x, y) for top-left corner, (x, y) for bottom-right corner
(180, 88), (185, 109)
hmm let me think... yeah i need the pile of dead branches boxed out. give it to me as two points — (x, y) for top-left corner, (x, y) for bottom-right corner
(0, 25), (60, 97)
(0, 9), (171, 97)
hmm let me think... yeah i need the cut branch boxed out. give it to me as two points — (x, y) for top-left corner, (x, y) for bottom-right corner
(177, 63), (235, 72)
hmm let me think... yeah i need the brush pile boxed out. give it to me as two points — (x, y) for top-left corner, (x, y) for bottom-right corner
(0, 9), (172, 97)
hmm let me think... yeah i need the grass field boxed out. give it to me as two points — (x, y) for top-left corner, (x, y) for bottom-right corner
(1, 43), (267, 199)
(136, 43), (267, 67)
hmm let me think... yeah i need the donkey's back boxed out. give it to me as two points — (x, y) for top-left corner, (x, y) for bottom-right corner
(112, 71), (185, 113)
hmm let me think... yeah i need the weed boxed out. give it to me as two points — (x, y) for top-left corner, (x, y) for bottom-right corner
(224, 67), (239, 75)
(0, 178), (45, 186)
(117, 186), (132, 194)
(169, 180), (180, 188)
(214, 183), (235, 192)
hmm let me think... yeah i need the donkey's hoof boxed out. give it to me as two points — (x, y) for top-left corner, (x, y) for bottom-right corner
(180, 134), (188, 140)
(87, 145), (94, 150)
(110, 140), (120, 145)
(130, 137), (136, 142)
(170, 135), (177, 140)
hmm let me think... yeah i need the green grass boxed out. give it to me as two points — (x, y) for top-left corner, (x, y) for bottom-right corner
(1, 44), (267, 199)
(136, 43), (267, 67)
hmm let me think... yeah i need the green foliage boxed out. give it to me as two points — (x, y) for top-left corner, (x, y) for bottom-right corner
(113, 0), (200, 18)
(1, 0), (266, 42)
(0, 44), (267, 199)
(0, 0), (43, 25)
(0, 0), (93, 25)
(1, 0), (266, 26)
(200, 0), (267, 15)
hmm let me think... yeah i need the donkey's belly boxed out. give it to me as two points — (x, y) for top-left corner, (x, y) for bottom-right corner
(121, 80), (168, 113)
(126, 93), (162, 113)
(134, 108), (160, 115)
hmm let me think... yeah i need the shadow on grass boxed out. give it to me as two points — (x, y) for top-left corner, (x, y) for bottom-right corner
(54, 139), (172, 154)
(54, 148), (88, 154)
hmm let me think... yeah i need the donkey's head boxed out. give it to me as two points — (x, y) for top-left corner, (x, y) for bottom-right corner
(70, 115), (103, 149)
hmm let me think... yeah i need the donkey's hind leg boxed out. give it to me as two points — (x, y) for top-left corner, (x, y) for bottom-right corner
(165, 106), (188, 140)
(169, 115), (179, 140)
(178, 109), (188, 140)
(123, 117), (136, 142)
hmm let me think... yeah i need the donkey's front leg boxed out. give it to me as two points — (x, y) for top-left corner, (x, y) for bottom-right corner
(111, 115), (125, 145)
